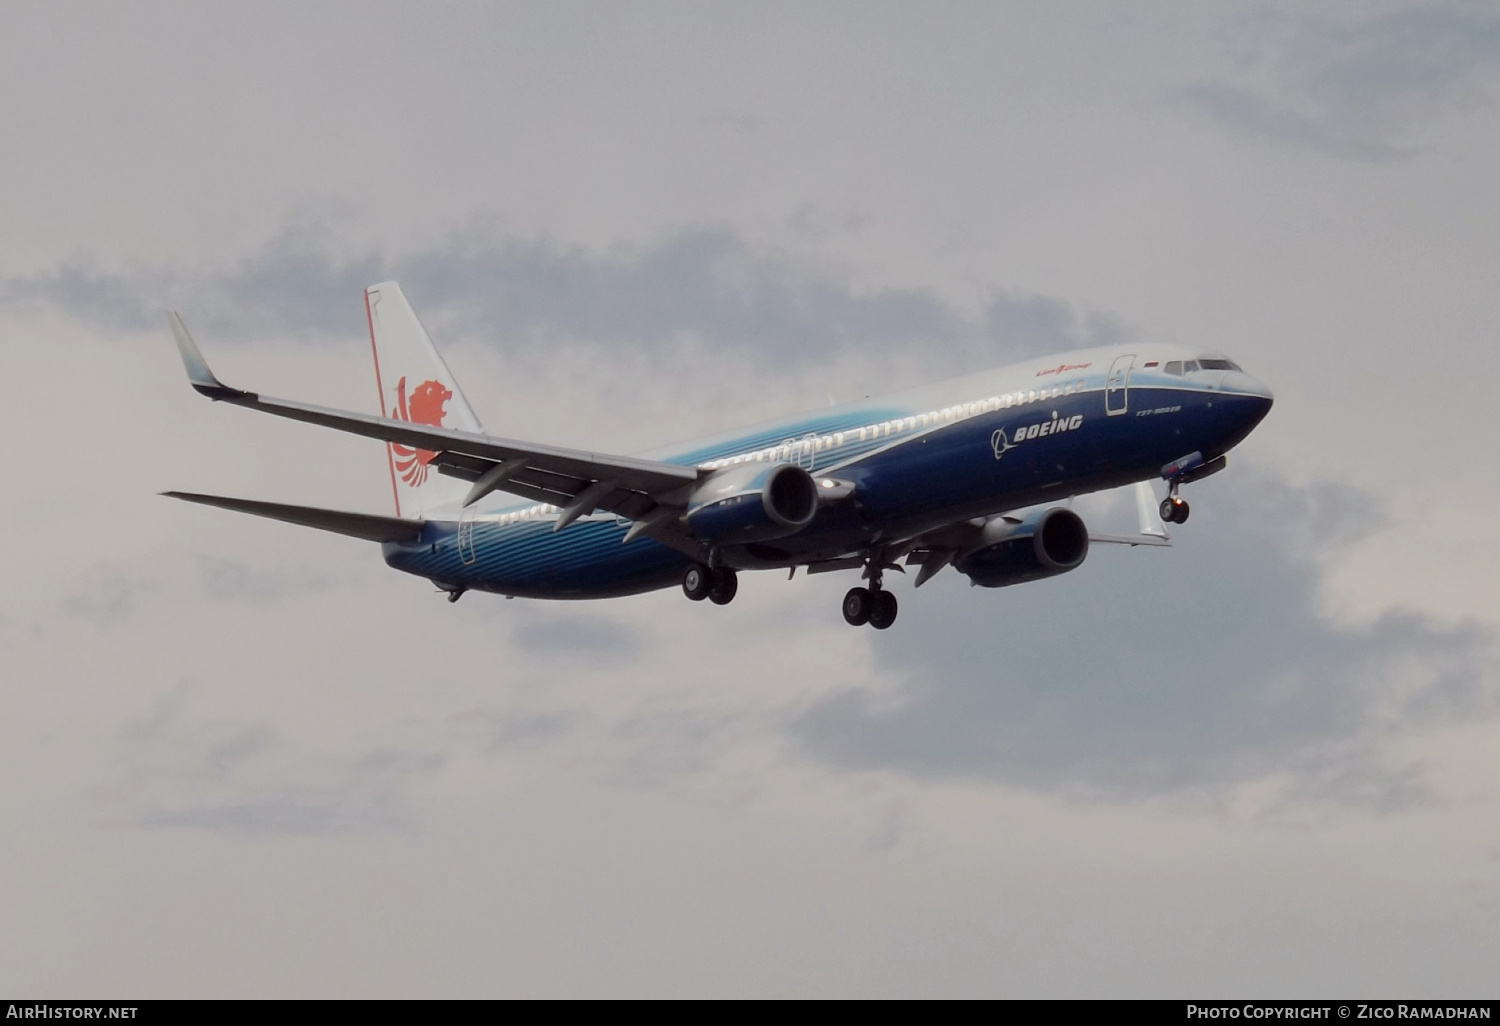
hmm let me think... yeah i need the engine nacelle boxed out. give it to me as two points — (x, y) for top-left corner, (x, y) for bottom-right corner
(955, 507), (1089, 589)
(684, 462), (819, 545)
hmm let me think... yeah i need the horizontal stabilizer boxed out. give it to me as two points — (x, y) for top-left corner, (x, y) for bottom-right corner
(162, 491), (424, 543)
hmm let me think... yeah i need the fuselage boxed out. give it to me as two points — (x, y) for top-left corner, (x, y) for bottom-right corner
(382, 344), (1274, 598)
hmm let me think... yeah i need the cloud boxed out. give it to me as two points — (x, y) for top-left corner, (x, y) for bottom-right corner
(699, 111), (766, 135)
(791, 466), (1496, 807)
(194, 555), (328, 604)
(0, 220), (1117, 372)
(1177, 4), (1500, 160)
(983, 291), (1128, 361)
(1176, 81), (1415, 162)
(115, 680), (445, 835)
(58, 565), (156, 627)
(507, 604), (642, 659)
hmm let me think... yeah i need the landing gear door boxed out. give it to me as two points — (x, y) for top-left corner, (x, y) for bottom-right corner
(1105, 354), (1134, 416)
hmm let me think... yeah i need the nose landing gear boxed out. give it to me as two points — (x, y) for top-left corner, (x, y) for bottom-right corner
(1158, 450), (1225, 525)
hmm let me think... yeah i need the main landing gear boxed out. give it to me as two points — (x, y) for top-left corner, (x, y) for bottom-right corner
(842, 557), (898, 629)
(1159, 494), (1190, 524)
(842, 585), (898, 629)
(683, 563), (738, 605)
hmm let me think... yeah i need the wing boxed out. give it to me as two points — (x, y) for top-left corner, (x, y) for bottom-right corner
(170, 314), (700, 537)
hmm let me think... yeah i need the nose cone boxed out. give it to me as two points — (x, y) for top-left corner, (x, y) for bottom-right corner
(1228, 370), (1275, 404)
(1217, 371), (1274, 448)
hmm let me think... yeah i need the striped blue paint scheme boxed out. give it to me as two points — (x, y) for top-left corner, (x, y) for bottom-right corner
(388, 517), (687, 599)
(384, 377), (1273, 600)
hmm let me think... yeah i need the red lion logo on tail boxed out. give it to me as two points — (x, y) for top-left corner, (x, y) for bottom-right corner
(390, 377), (451, 487)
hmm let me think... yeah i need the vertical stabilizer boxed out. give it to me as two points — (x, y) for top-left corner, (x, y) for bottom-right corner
(365, 282), (482, 518)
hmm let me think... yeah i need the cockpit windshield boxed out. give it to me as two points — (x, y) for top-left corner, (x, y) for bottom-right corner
(1164, 358), (1241, 375)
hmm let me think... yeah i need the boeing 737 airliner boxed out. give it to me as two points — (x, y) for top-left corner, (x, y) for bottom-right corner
(166, 282), (1273, 628)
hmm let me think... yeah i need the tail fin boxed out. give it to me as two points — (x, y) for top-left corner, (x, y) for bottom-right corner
(365, 282), (481, 518)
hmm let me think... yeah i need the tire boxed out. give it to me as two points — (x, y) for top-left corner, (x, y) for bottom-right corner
(842, 587), (872, 626)
(868, 589), (899, 630)
(708, 567), (738, 605)
(682, 563), (713, 601)
(1160, 498), (1176, 523)
(1174, 500), (1190, 524)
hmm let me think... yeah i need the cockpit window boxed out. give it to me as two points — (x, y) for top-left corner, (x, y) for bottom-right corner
(1163, 361), (1184, 376)
(1198, 358), (1240, 371)
(1183, 360), (1200, 373)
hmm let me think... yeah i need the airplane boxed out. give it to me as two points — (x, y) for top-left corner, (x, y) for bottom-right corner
(165, 282), (1274, 629)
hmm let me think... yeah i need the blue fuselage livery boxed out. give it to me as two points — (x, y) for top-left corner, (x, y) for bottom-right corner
(167, 284), (1272, 630)
(382, 347), (1271, 597)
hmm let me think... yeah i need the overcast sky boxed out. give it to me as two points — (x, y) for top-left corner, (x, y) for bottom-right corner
(2, 1), (1499, 997)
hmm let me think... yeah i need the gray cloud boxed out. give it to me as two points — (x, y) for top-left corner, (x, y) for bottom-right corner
(792, 466), (1496, 806)
(1176, 81), (1415, 162)
(983, 290), (1129, 361)
(508, 605), (642, 660)
(118, 680), (444, 835)
(1, 220), (1118, 372)
(485, 711), (576, 751)
(1178, 4), (1500, 160)
(194, 555), (328, 604)
(58, 565), (155, 627)
(699, 111), (767, 135)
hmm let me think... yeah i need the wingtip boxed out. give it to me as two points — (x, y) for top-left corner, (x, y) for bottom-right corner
(168, 312), (241, 399)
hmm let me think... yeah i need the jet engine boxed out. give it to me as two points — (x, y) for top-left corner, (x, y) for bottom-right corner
(684, 462), (819, 545)
(955, 507), (1089, 588)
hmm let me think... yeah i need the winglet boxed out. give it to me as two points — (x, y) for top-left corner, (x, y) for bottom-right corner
(169, 312), (245, 400)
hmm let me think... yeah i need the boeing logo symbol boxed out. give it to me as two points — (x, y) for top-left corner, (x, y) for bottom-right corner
(991, 412), (1084, 460)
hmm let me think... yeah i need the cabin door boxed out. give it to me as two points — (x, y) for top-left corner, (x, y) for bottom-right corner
(1105, 354), (1134, 416)
(458, 507), (479, 566)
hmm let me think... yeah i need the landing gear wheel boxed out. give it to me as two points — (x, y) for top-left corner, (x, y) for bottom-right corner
(1160, 497), (1190, 524)
(868, 589), (899, 630)
(842, 587), (872, 626)
(682, 563), (713, 601)
(1173, 499), (1190, 523)
(708, 567), (738, 605)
